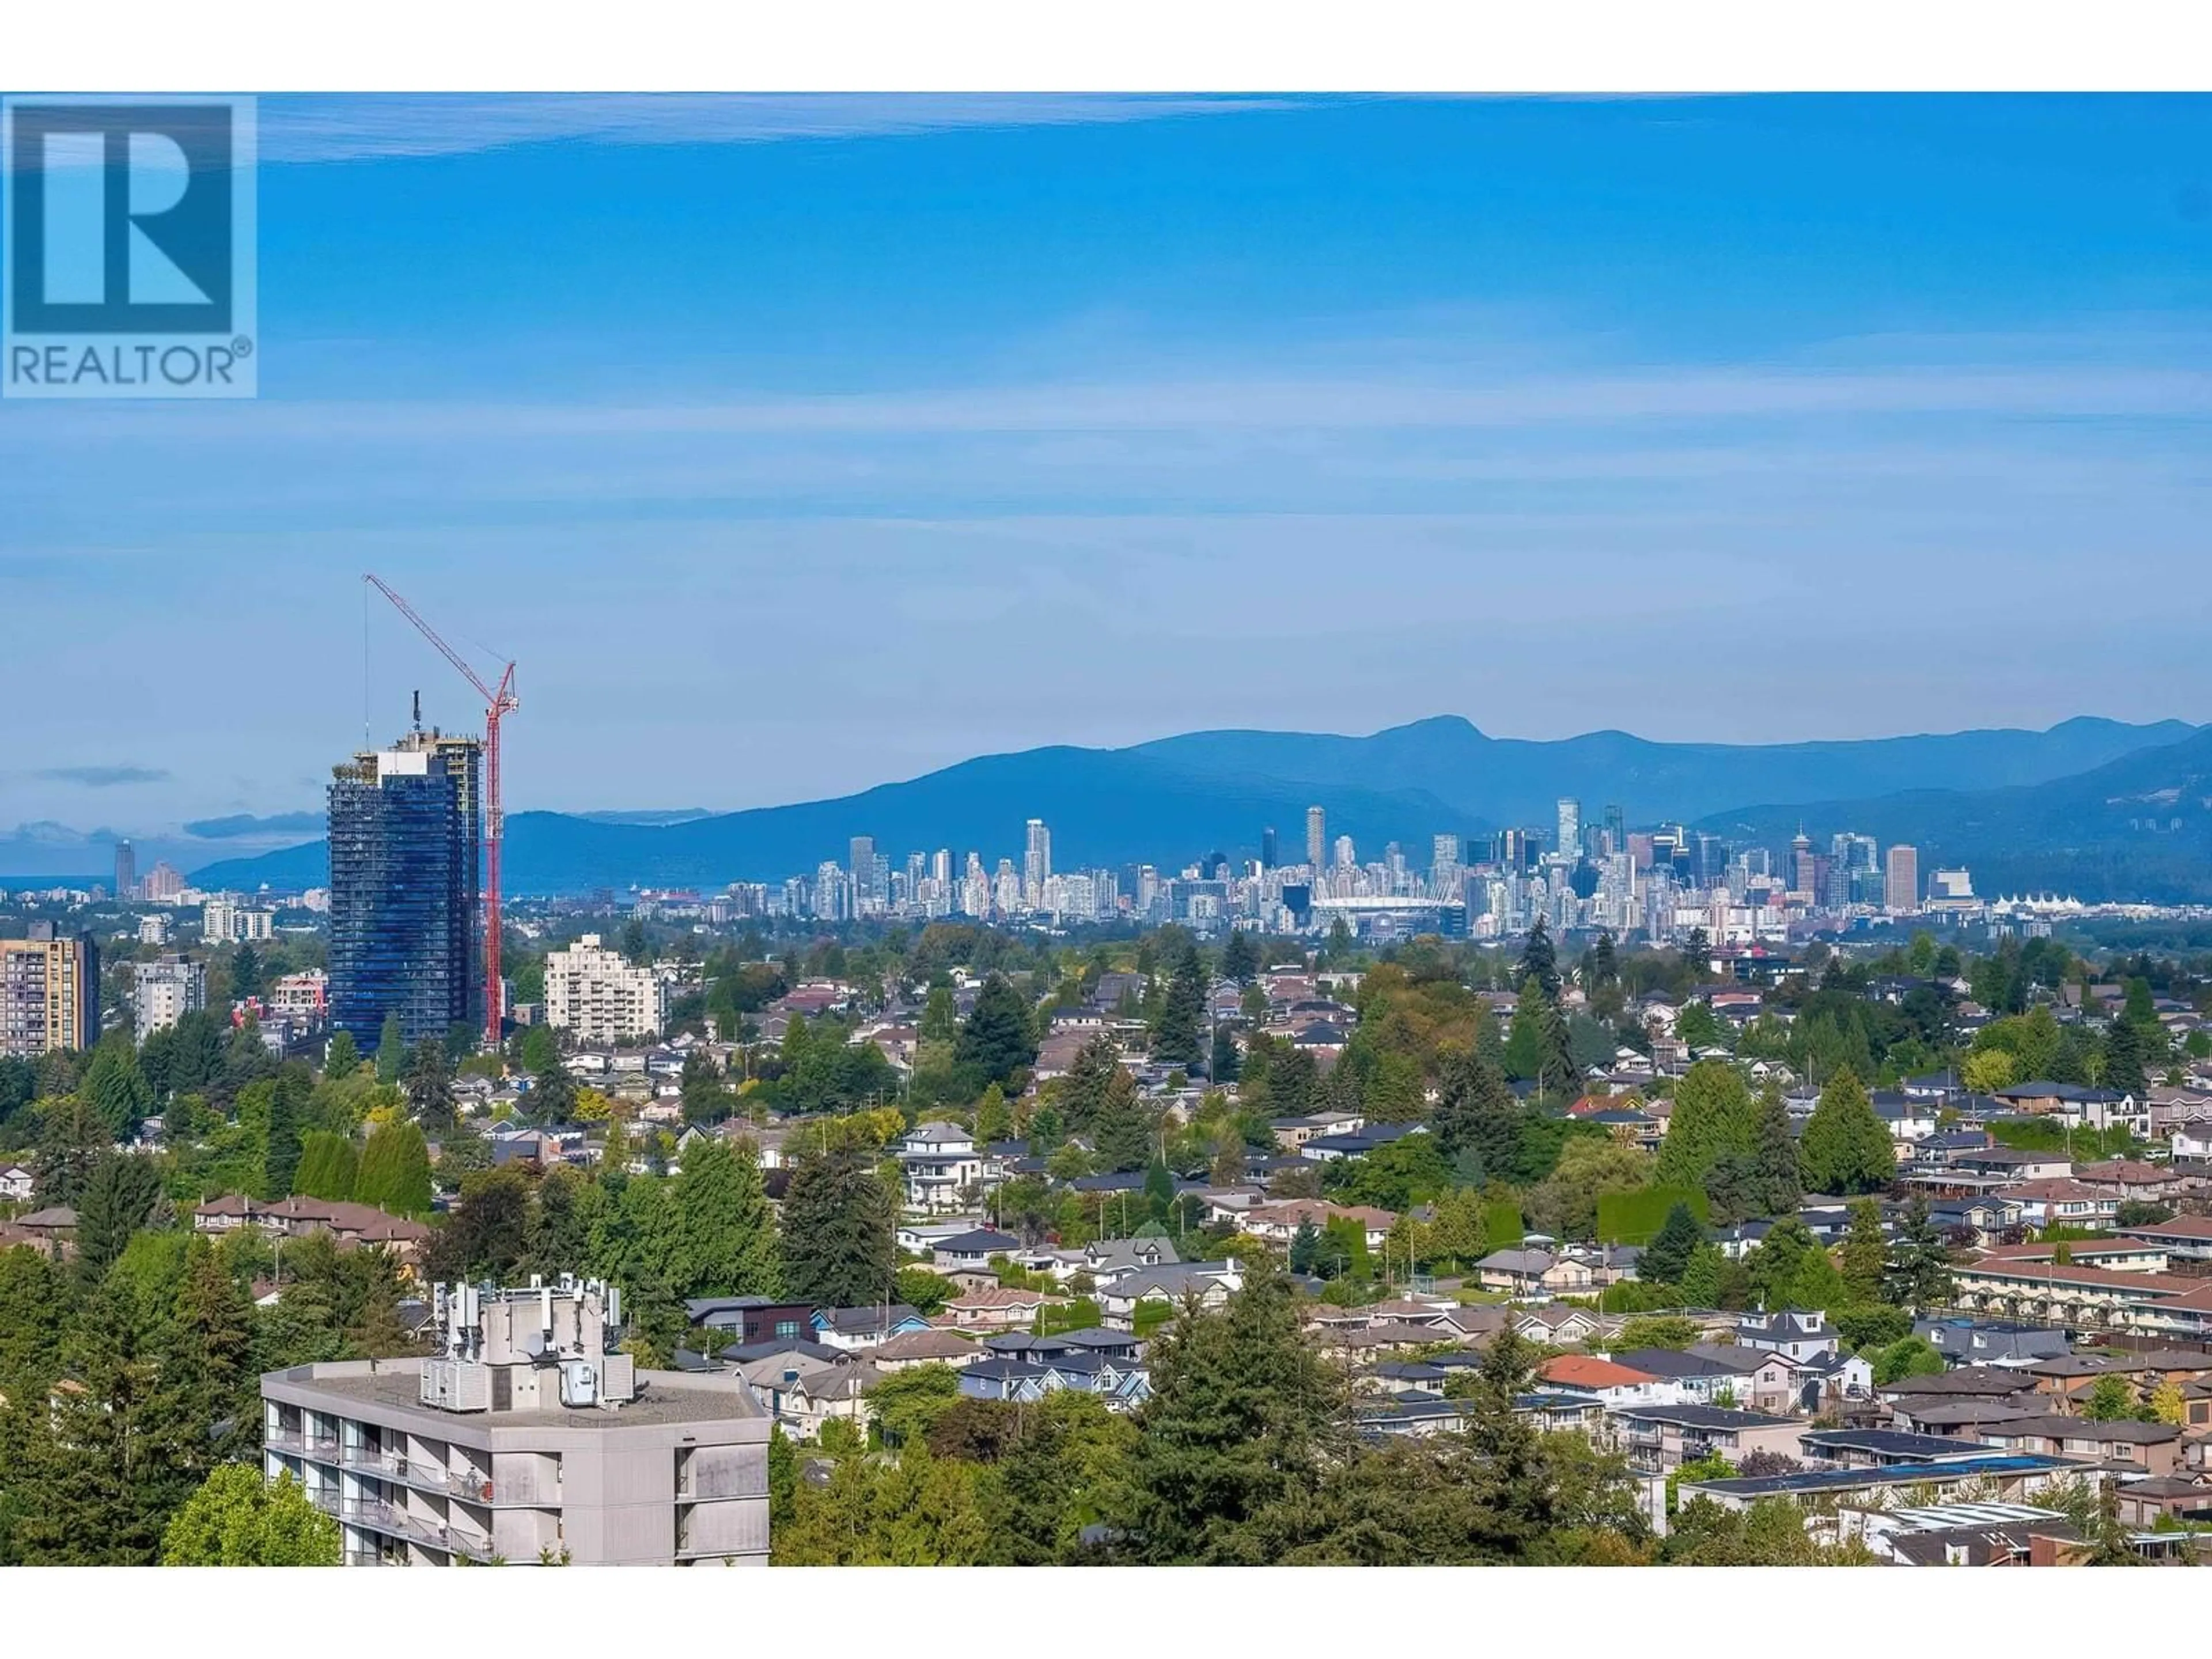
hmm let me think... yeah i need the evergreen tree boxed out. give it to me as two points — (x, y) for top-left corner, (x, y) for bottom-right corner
(1501, 976), (1573, 1093)
(1219, 930), (1262, 986)
(955, 974), (1038, 1090)
(1700, 1149), (1761, 1226)
(2101, 1016), (2149, 1100)
(779, 1143), (897, 1307)
(1838, 1198), (1888, 1304)
(1750, 1078), (1801, 1215)
(1883, 1196), (1953, 1309)
(74, 1153), (164, 1283)
(974, 1083), (1013, 1145)
(355, 1121), (433, 1218)
(12, 1281), (194, 1563)
(230, 942), (264, 1002)
(1092, 1069), (1158, 1173)
(1431, 1050), (1521, 1181)
(1210, 1025), (1242, 1085)
(151, 1239), (258, 1474)
(0, 1243), (70, 1391)
(919, 983), (959, 1045)
(267, 1066), (310, 1198)
(323, 1029), (361, 1079)
(1060, 1034), (1126, 1132)
(1287, 1221), (1321, 1276)
(1798, 1068), (1895, 1196)
(291, 1130), (359, 1202)
(1116, 1253), (1335, 1563)
(1678, 1243), (1725, 1306)
(1151, 944), (1207, 1071)
(1654, 1059), (1755, 1190)
(1518, 918), (1562, 1002)
(1641, 1201), (1705, 1286)
(83, 1038), (153, 1140)
(31, 1094), (109, 1207)
(373, 1012), (406, 1082)
(673, 1134), (781, 1300)
(404, 1039), (456, 1129)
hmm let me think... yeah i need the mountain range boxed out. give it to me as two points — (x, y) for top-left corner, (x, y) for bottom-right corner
(183, 714), (2212, 900)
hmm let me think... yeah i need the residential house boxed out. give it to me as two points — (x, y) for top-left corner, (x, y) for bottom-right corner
(190, 1194), (430, 1268)
(897, 1121), (989, 1214)
(683, 1296), (817, 1346)
(1037, 1236), (1180, 1287)
(1240, 1200), (1397, 1252)
(1735, 1309), (1839, 1363)
(1539, 1355), (1687, 1410)
(1270, 1111), (1365, 1152)
(1998, 1179), (2119, 1232)
(0, 1164), (33, 1203)
(1513, 1304), (1608, 1347)
(1474, 1247), (1596, 1301)
(1913, 1316), (2069, 1369)
(940, 1286), (1050, 1334)
(957, 1351), (1152, 1410)
(1608, 1403), (1805, 1474)
(810, 1304), (931, 1351)
(1609, 1345), (1803, 1415)
(1098, 1261), (1242, 1331)
(1968, 1414), (2183, 1479)
(2073, 1160), (2184, 1205)
(862, 1328), (984, 1372)
(930, 1228), (1021, 1275)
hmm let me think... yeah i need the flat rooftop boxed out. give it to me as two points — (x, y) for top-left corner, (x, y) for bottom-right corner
(275, 1363), (762, 1429)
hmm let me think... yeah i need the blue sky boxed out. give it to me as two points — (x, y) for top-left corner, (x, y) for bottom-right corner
(3, 92), (2211, 854)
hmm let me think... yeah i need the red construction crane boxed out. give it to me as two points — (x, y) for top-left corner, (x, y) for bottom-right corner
(364, 574), (518, 1050)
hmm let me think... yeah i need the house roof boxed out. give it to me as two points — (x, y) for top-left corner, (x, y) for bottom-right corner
(1478, 1248), (1555, 1275)
(1541, 1355), (1661, 1391)
(945, 1286), (1048, 1310)
(865, 1328), (979, 1362)
(934, 1229), (1020, 1255)
(1612, 1403), (1796, 1430)
(813, 1304), (924, 1335)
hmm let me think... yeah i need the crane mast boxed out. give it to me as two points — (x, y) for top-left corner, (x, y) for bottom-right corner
(364, 574), (518, 1051)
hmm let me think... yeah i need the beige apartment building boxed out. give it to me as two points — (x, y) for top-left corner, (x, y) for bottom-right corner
(0, 923), (97, 1057)
(543, 933), (669, 1044)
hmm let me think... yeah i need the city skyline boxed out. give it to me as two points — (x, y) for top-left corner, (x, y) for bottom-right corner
(5, 93), (2212, 833)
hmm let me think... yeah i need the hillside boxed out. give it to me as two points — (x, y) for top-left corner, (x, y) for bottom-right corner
(189, 714), (2199, 896)
(1694, 725), (2212, 902)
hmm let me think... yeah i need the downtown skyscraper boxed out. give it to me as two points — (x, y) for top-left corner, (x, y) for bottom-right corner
(327, 725), (483, 1055)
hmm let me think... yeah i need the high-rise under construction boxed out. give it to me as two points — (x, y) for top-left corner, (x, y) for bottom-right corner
(328, 721), (482, 1056)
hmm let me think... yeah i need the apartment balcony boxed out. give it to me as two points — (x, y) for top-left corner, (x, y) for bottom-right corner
(340, 1498), (500, 1562)
(340, 1452), (504, 1506)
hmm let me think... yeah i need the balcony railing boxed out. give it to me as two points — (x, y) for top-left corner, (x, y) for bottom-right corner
(340, 1498), (499, 1561)
(339, 1453), (502, 1506)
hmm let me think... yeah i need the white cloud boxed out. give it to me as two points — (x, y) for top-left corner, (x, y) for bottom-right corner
(259, 93), (1301, 165)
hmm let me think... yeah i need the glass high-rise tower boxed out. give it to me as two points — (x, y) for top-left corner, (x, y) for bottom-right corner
(328, 726), (482, 1055)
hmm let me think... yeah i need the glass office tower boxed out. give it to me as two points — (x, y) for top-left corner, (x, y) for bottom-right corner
(327, 728), (482, 1055)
